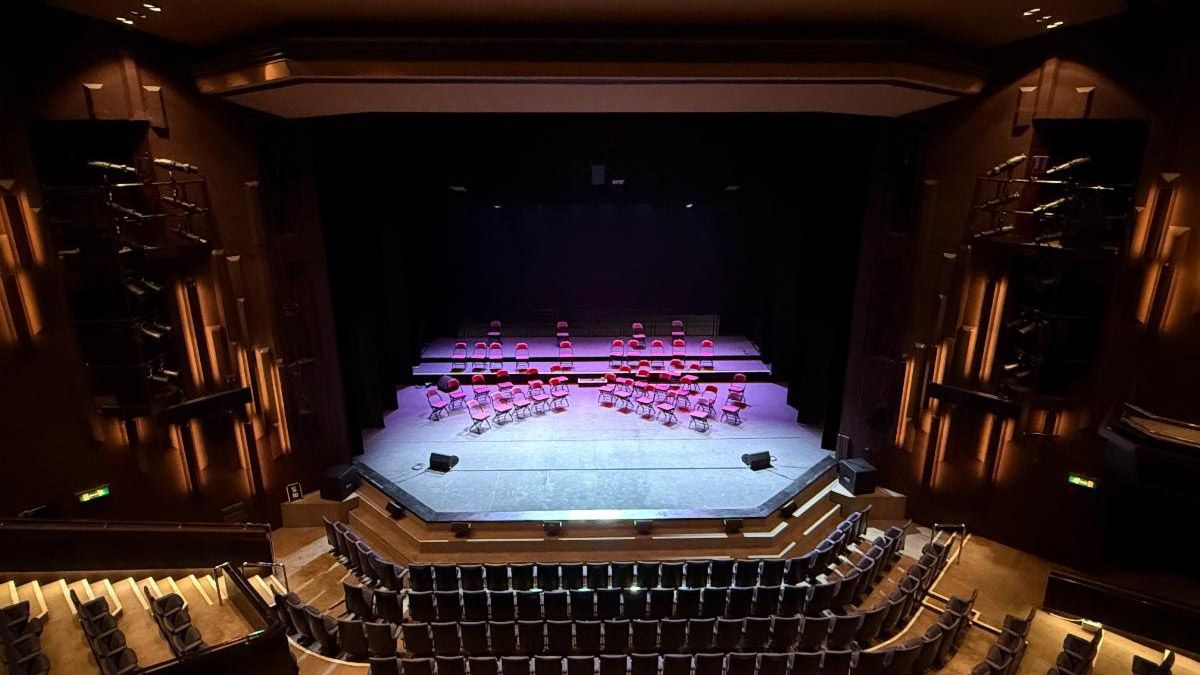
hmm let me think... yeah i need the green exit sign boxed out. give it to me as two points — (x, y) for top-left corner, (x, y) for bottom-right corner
(1067, 474), (1097, 490)
(77, 484), (111, 503)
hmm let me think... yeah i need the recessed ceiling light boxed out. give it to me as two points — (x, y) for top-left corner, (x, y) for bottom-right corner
(724, 184), (741, 191)
(685, 203), (694, 209)
(1047, 21), (1065, 29)
(492, 204), (502, 209)
(129, 10), (145, 17)
(448, 185), (467, 192)
(143, 3), (162, 10)
(611, 179), (625, 185)
(115, 16), (134, 24)
(1022, 8), (1041, 16)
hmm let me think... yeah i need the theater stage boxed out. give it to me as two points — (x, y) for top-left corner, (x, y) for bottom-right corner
(355, 382), (835, 523)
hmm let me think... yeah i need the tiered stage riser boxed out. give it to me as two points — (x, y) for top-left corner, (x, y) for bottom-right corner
(413, 335), (772, 382)
(347, 471), (853, 565)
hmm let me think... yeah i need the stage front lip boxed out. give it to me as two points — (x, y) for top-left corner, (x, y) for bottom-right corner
(354, 454), (837, 524)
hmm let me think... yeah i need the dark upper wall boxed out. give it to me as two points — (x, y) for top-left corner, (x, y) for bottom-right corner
(837, 7), (1200, 583)
(0, 6), (350, 522)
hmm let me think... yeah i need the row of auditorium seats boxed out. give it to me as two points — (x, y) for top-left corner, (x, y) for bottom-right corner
(272, 588), (365, 658)
(71, 589), (140, 675)
(1131, 651), (1175, 675)
(396, 612), (877, 658)
(367, 642), (969, 675)
(396, 522), (877, 592)
(970, 608), (1032, 675)
(324, 516), (408, 591)
(0, 601), (49, 675)
(148, 591), (206, 657)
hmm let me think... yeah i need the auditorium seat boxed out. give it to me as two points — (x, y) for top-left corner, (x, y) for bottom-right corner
(473, 657), (501, 675)
(632, 653), (659, 675)
(796, 616), (831, 652)
(472, 343), (489, 370)
(699, 340), (715, 368)
(604, 619), (630, 653)
(306, 605), (341, 655)
(664, 653), (693, 675)
(697, 653), (725, 675)
(728, 652), (757, 675)
(761, 653), (790, 675)
(790, 651), (823, 675)
(854, 649), (890, 675)
(488, 321), (503, 343)
(404, 623), (435, 656)
(515, 343), (530, 371)
(714, 618), (742, 652)
(407, 657), (438, 675)
(821, 649), (853, 675)
(741, 617), (771, 652)
(504, 655), (532, 675)
(768, 616), (800, 652)
(433, 622), (463, 655)
(1132, 651), (1175, 675)
(99, 648), (140, 675)
(440, 656), (469, 675)
(367, 621), (401, 658)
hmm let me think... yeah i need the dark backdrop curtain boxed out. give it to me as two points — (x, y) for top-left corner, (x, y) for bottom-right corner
(312, 114), (878, 452)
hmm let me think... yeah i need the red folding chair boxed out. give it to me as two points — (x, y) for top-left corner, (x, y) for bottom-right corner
(510, 387), (532, 418)
(728, 373), (748, 404)
(496, 369), (513, 397)
(625, 339), (644, 367)
(631, 322), (647, 343)
(598, 373), (618, 405)
(688, 407), (710, 432)
(487, 320), (503, 343)
(451, 342), (468, 370)
(549, 377), (570, 408)
(697, 384), (719, 414)
(649, 340), (666, 369)
(514, 342), (530, 372)
(609, 339), (625, 369)
(471, 342), (488, 370)
(471, 374), (490, 404)
(721, 401), (744, 425)
(528, 379), (552, 413)
(555, 321), (570, 340)
(559, 341), (574, 369)
(672, 339), (687, 359)
(633, 381), (655, 415)
(426, 390), (449, 421)
(467, 400), (491, 433)
(671, 320), (685, 339)
(488, 342), (504, 370)
(491, 392), (515, 424)
(680, 363), (701, 393)
(699, 340), (715, 369)
(446, 378), (467, 410)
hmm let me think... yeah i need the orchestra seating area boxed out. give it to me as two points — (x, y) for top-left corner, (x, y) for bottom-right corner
(265, 519), (1200, 675)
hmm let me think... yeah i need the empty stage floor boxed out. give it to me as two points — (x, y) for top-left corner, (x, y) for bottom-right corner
(356, 382), (834, 522)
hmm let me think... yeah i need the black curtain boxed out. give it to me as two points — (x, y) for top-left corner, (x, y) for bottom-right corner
(313, 114), (878, 450)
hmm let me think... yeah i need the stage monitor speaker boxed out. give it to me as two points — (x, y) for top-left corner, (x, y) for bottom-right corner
(437, 375), (455, 392)
(544, 521), (563, 536)
(319, 464), (360, 501)
(386, 501), (406, 519)
(429, 453), (459, 473)
(838, 458), (878, 496)
(451, 522), (472, 538)
(723, 519), (743, 534)
(634, 520), (652, 535)
(741, 451), (772, 471)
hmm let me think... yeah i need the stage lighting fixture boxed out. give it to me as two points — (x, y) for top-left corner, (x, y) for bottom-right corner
(492, 204), (502, 210)
(685, 203), (694, 209)
(611, 179), (625, 186)
(724, 184), (741, 191)
(543, 521), (563, 536)
(723, 519), (743, 535)
(448, 185), (467, 192)
(125, 282), (147, 297)
(1016, 322), (1039, 336)
(634, 520), (652, 535)
(451, 522), (472, 538)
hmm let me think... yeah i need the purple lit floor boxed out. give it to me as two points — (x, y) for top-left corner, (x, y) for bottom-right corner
(356, 382), (833, 522)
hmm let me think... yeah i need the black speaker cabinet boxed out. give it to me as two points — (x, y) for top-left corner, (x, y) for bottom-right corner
(838, 458), (878, 496)
(437, 375), (455, 392)
(319, 464), (360, 501)
(742, 451), (772, 471)
(429, 453), (460, 473)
